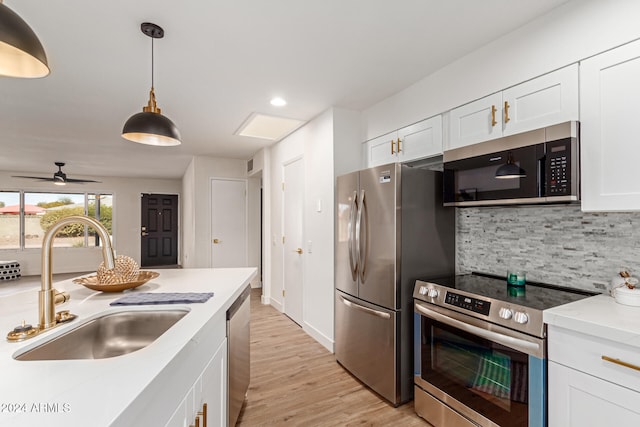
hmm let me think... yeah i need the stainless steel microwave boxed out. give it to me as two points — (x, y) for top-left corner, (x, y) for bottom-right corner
(443, 121), (579, 207)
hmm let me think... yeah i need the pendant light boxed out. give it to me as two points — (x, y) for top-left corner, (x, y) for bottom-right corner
(0, 0), (50, 78)
(122, 22), (181, 146)
(495, 152), (526, 179)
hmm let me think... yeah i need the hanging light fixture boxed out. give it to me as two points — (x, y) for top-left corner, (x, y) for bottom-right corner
(495, 152), (527, 179)
(122, 22), (181, 146)
(0, 0), (50, 78)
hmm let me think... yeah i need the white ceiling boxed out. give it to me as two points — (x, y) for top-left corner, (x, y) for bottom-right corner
(0, 0), (570, 180)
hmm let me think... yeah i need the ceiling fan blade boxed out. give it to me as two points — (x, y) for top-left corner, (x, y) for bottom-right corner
(64, 178), (101, 183)
(11, 176), (55, 181)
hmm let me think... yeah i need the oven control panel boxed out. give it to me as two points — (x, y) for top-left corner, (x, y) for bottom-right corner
(445, 291), (491, 316)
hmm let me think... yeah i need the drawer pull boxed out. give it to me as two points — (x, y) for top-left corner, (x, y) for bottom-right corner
(602, 355), (640, 372)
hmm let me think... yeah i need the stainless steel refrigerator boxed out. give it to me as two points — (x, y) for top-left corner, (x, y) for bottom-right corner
(335, 163), (455, 405)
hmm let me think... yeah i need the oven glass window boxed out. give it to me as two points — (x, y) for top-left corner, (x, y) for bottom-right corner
(421, 317), (529, 426)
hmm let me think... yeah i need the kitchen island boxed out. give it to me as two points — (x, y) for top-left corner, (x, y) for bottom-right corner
(0, 267), (256, 427)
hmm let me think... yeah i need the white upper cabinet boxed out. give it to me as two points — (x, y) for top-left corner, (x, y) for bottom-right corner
(364, 130), (397, 168)
(580, 39), (640, 211)
(447, 92), (502, 150)
(364, 115), (442, 167)
(447, 64), (579, 150)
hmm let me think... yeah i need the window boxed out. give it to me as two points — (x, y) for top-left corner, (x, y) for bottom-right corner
(0, 191), (20, 249)
(0, 191), (113, 250)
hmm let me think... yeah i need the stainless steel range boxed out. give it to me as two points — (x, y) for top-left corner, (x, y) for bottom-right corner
(413, 273), (595, 427)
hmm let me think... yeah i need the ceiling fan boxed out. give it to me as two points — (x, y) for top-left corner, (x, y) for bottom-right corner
(12, 162), (100, 186)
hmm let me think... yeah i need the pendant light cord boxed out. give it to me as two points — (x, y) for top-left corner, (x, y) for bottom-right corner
(151, 37), (154, 90)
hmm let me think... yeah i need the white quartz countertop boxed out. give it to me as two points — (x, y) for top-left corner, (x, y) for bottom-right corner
(544, 294), (640, 348)
(0, 267), (256, 426)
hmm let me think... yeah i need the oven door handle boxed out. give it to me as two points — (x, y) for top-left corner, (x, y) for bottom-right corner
(339, 295), (391, 319)
(415, 303), (542, 356)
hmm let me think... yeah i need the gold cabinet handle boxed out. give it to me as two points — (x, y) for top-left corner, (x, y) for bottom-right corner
(396, 137), (401, 153)
(198, 403), (207, 427)
(491, 104), (497, 127)
(294, 248), (303, 254)
(391, 139), (395, 155)
(602, 355), (640, 372)
(504, 101), (510, 124)
(213, 239), (221, 244)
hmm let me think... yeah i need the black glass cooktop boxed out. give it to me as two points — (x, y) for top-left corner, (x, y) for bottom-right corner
(421, 272), (597, 312)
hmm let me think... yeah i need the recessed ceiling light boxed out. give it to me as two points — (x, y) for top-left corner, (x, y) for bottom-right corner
(235, 113), (305, 141)
(270, 97), (287, 107)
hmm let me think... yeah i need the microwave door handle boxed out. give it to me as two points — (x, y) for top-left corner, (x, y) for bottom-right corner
(537, 155), (545, 197)
(415, 302), (542, 356)
(348, 191), (358, 281)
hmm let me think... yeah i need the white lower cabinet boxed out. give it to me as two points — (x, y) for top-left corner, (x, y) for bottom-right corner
(364, 115), (442, 167)
(549, 361), (640, 426)
(165, 338), (228, 427)
(548, 325), (640, 426)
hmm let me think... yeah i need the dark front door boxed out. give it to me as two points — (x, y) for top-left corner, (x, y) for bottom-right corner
(141, 194), (178, 267)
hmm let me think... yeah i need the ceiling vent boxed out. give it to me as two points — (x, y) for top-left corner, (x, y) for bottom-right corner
(235, 113), (304, 142)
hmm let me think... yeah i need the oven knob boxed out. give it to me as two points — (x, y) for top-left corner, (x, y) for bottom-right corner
(514, 311), (529, 324)
(427, 288), (439, 298)
(498, 307), (513, 320)
(419, 286), (428, 296)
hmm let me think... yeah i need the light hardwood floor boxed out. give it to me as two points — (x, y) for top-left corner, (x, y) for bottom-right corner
(237, 289), (427, 426)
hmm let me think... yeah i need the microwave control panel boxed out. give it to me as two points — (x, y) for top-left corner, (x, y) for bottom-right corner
(547, 138), (572, 195)
(445, 291), (491, 316)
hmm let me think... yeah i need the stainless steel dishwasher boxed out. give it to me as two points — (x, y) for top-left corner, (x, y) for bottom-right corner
(227, 285), (251, 426)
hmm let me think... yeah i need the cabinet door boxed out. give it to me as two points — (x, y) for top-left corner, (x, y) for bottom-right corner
(200, 338), (227, 427)
(165, 389), (191, 427)
(364, 131), (397, 167)
(580, 39), (640, 211)
(548, 361), (640, 427)
(448, 92), (502, 150)
(397, 115), (442, 162)
(502, 64), (578, 136)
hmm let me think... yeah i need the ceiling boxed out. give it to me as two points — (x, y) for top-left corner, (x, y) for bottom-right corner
(0, 0), (570, 180)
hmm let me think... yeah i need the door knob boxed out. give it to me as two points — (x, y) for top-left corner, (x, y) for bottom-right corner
(295, 248), (303, 254)
(141, 232), (149, 237)
(213, 239), (221, 244)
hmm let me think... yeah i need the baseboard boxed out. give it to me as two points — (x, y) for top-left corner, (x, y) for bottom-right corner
(303, 321), (334, 353)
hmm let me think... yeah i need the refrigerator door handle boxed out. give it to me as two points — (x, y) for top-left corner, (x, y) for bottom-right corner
(347, 190), (358, 281)
(339, 294), (391, 319)
(357, 189), (368, 283)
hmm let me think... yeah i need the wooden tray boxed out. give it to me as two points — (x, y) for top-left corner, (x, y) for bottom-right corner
(73, 271), (159, 292)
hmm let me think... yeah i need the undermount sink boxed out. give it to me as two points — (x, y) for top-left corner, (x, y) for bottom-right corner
(14, 309), (188, 361)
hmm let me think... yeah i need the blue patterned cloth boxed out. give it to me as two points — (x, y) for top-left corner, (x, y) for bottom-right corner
(110, 292), (214, 306)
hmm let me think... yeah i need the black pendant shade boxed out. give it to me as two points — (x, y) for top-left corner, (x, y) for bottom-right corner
(0, 2), (50, 78)
(122, 22), (181, 146)
(122, 111), (181, 146)
(495, 152), (526, 179)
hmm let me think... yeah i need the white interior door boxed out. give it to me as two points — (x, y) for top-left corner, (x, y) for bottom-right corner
(211, 179), (247, 268)
(283, 158), (304, 325)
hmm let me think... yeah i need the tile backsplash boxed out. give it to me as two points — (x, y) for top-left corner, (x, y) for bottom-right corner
(456, 204), (640, 294)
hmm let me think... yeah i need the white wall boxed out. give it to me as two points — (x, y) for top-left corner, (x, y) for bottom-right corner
(264, 107), (361, 351)
(180, 156), (259, 276)
(0, 171), (180, 276)
(363, 0), (640, 140)
(247, 174), (262, 288)
(181, 159), (196, 268)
